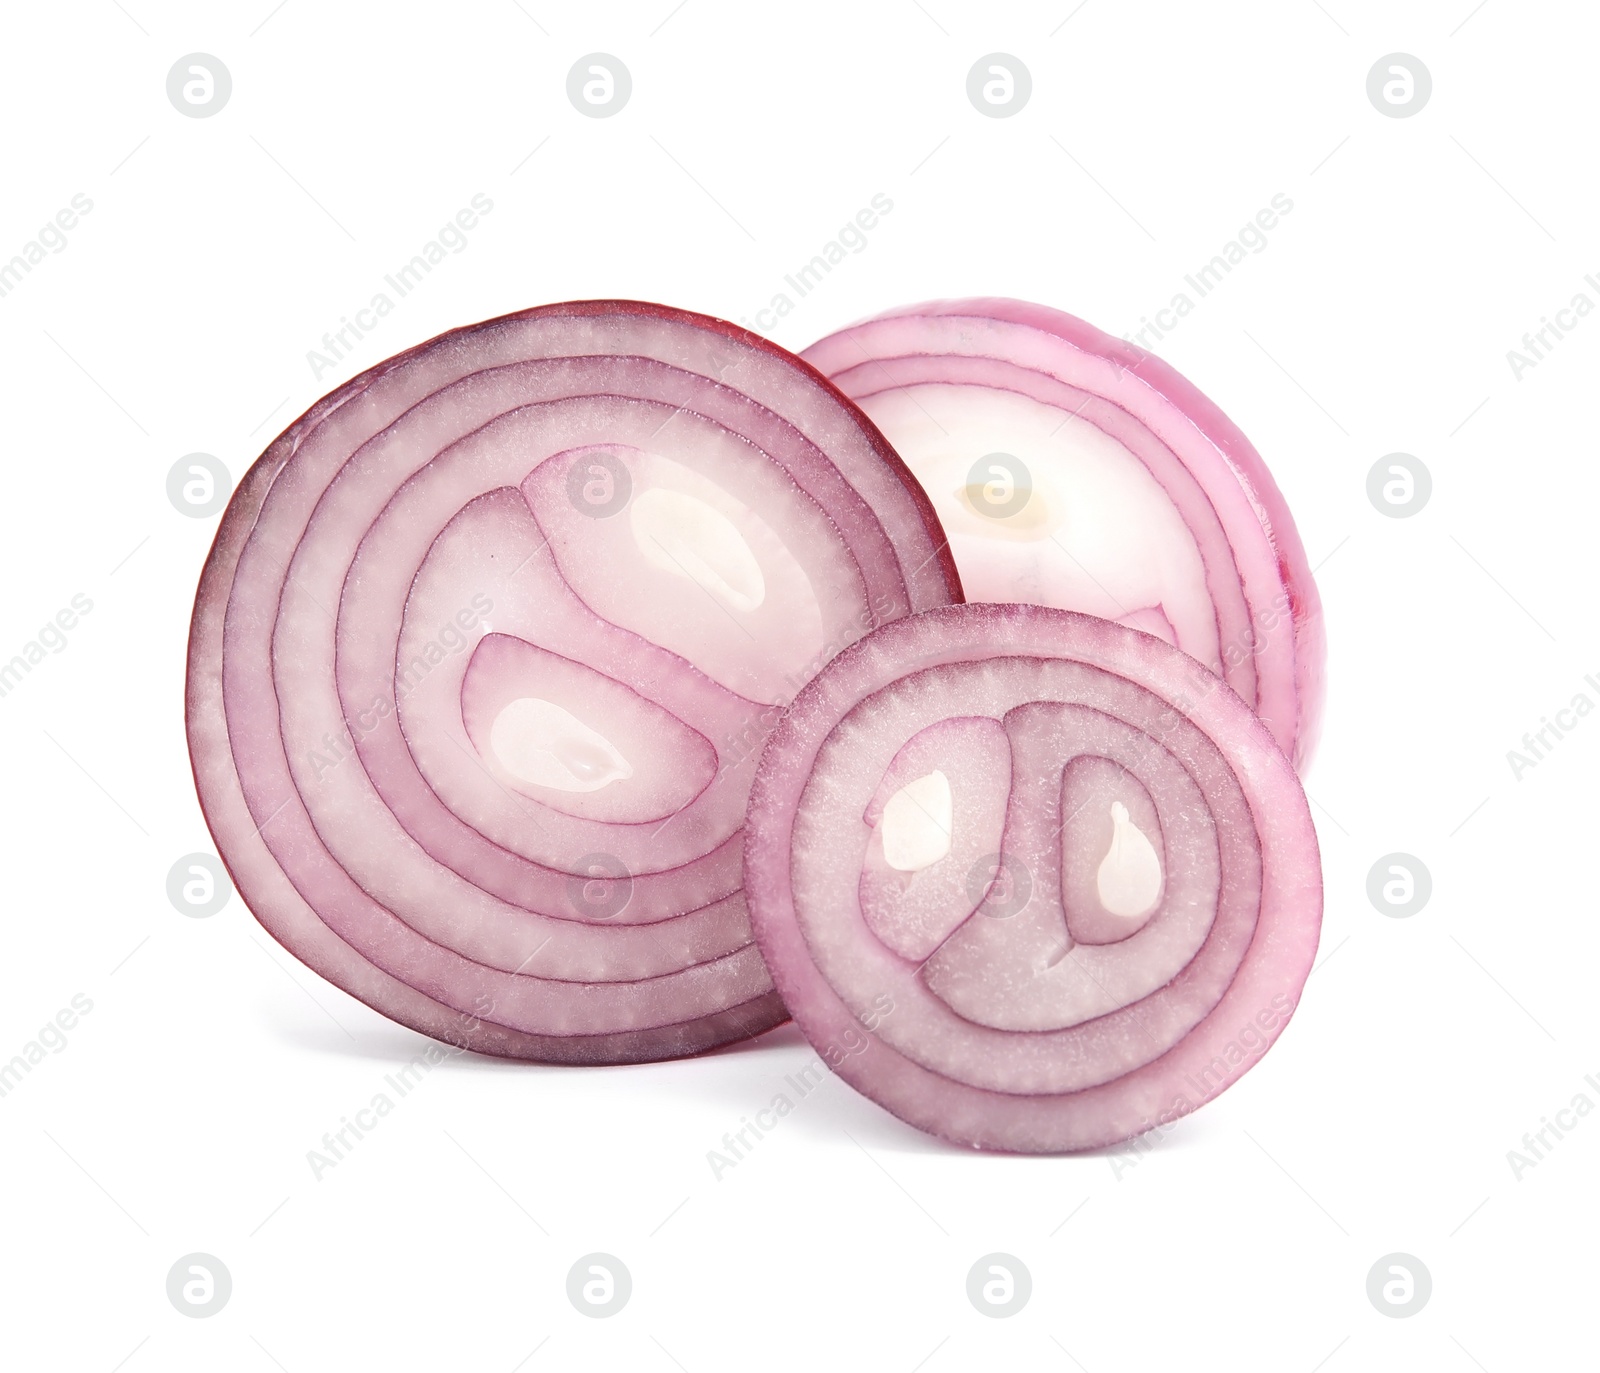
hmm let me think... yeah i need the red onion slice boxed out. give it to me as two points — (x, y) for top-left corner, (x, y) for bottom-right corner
(186, 301), (958, 1063)
(744, 603), (1322, 1152)
(803, 299), (1326, 768)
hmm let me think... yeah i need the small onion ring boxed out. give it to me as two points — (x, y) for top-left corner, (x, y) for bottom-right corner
(744, 603), (1322, 1152)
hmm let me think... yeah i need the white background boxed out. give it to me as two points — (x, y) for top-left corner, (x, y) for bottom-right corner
(1, 1), (1595, 1369)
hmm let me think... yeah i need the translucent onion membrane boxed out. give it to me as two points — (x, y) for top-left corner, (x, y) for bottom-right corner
(744, 603), (1322, 1153)
(186, 301), (959, 1063)
(803, 299), (1326, 769)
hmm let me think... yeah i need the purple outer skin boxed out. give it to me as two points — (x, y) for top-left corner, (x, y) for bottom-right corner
(185, 300), (960, 1064)
(803, 297), (1327, 771)
(744, 602), (1323, 1154)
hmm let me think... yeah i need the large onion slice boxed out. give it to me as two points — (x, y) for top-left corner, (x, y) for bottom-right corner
(803, 299), (1325, 768)
(186, 301), (959, 1063)
(744, 603), (1322, 1152)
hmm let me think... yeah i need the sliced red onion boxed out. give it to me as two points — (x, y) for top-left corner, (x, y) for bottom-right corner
(744, 603), (1322, 1152)
(186, 301), (958, 1063)
(803, 299), (1326, 768)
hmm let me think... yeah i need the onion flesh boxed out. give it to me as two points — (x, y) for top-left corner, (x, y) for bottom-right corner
(803, 298), (1325, 768)
(186, 300), (958, 1063)
(743, 602), (1322, 1152)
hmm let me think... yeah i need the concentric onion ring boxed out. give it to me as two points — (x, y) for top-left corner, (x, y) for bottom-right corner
(186, 300), (959, 1063)
(803, 298), (1326, 768)
(744, 603), (1322, 1152)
